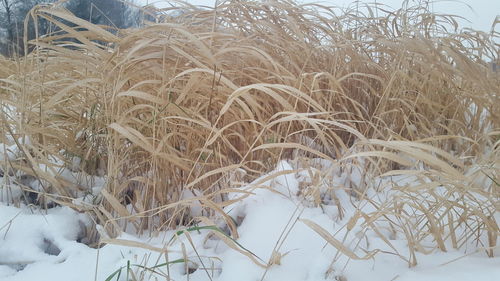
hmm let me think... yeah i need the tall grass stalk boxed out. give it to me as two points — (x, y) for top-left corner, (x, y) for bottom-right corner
(0, 0), (498, 265)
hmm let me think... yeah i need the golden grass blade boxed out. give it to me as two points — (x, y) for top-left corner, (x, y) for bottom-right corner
(301, 218), (379, 260)
(101, 189), (135, 222)
(100, 238), (168, 253)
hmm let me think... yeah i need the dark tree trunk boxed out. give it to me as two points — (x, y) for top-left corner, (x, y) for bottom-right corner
(1, 0), (14, 43)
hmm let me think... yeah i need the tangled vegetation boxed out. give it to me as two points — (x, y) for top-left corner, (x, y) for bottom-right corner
(0, 0), (498, 267)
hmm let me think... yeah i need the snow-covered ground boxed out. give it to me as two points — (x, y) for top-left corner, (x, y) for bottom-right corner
(1, 158), (499, 281)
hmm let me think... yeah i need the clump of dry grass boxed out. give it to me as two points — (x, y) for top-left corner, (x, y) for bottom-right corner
(0, 0), (498, 260)
(336, 138), (499, 266)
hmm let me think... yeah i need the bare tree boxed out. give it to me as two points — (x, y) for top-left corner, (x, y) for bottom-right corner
(0, 0), (19, 54)
(65, 0), (135, 29)
(1, 0), (15, 42)
(0, 0), (50, 55)
(0, 0), (137, 56)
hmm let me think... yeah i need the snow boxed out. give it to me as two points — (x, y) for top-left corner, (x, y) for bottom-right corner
(0, 158), (499, 281)
(0, 143), (18, 162)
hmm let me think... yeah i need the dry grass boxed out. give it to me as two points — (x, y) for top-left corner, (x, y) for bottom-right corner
(0, 0), (498, 266)
(337, 138), (499, 266)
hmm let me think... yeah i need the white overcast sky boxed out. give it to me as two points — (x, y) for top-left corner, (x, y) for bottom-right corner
(138, 0), (499, 32)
